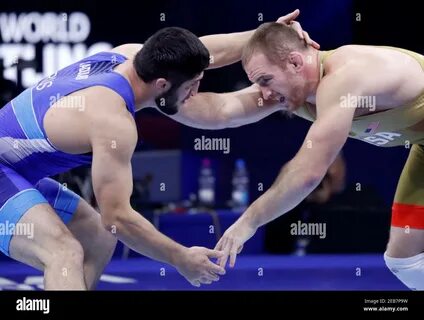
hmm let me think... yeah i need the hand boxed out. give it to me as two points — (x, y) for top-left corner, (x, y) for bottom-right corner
(276, 9), (320, 49)
(214, 218), (257, 268)
(174, 246), (226, 287)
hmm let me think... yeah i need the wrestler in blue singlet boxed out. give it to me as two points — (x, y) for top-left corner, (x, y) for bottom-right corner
(0, 52), (135, 255)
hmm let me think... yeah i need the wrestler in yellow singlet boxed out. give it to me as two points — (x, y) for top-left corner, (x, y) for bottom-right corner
(295, 47), (424, 230)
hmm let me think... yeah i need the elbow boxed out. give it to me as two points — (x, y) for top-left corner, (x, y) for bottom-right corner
(302, 171), (325, 191)
(101, 212), (122, 234)
(219, 105), (240, 128)
(100, 205), (131, 234)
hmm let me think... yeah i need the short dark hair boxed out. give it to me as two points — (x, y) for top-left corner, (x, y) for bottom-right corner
(242, 22), (307, 68)
(134, 27), (210, 85)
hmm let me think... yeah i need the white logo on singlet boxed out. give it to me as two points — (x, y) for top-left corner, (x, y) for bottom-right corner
(362, 132), (402, 146)
(75, 62), (91, 80)
(0, 137), (55, 164)
(35, 72), (58, 91)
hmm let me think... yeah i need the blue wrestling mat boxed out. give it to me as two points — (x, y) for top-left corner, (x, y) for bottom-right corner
(0, 254), (407, 290)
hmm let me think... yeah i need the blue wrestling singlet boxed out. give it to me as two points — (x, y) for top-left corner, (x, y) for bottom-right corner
(0, 51), (136, 255)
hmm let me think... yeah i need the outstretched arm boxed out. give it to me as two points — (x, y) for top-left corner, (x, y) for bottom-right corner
(170, 10), (319, 129)
(201, 9), (319, 69)
(171, 84), (283, 129)
(215, 65), (367, 268)
(90, 96), (225, 286)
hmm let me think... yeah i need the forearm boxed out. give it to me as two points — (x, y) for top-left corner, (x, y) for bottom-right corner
(175, 85), (282, 129)
(306, 178), (332, 204)
(200, 30), (254, 69)
(108, 209), (186, 265)
(242, 104), (352, 227)
(242, 160), (323, 228)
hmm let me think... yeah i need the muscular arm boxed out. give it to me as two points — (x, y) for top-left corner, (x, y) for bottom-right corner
(216, 90), (355, 267)
(306, 153), (346, 204)
(89, 94), (226, 286)
(199, 9), (317, 69)
(199, 30), (254, 69)
(90, 110), (186, 265)
(171, 84), (284, 129)
(240, 67), (364, 229)
(243, 105), (353, 228)
(172, 11), (319, 129)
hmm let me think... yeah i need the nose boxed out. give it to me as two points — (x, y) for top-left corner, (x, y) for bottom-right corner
(261, 87), (273, 100)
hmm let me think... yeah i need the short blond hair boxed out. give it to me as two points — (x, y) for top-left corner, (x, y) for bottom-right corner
(242, 22), (307, 68)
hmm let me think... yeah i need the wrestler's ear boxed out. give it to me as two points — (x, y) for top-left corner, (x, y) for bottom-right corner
(287, 51), (304, 72)
(154, 78), (171, 93)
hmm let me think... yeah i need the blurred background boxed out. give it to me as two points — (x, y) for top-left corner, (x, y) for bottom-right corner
(0, 0), (422, 289)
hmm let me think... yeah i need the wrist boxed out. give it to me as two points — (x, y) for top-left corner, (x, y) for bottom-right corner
(170, 245), (187, 267)
(240, 209), (259, 230)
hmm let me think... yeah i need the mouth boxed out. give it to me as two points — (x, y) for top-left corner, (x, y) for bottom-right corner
(270, 93), (285, 104)
(272, 95), (285, 104)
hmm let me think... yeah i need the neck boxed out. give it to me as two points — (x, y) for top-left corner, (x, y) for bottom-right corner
(304, 49), (322, 104)
(126, 65), (157, 111)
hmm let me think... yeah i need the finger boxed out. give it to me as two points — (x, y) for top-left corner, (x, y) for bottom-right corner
(214, 240), (223, 264)
(229, 243), (239, 268)
(303, 31), (313, 45)
(219, 244), (230, 269)
(202, 272), (217, 282)
(290, 21), (304, 39)
(216, 238), (228, 266)
(302, 31), (310, 43)
(207, 260), (226, 275)
(237, 244), (244, 254)
(300, 31), (320, 49)
(312, 40), (320, 49)
(191, 280), (201, 287)
(199, 277), (212, 285)
(208, 272), (220, 282)
(277, 9), (300, 24)
(206, 271), (219, 281)
(205, 248), (224, 259)
(214, 239), (222, 251)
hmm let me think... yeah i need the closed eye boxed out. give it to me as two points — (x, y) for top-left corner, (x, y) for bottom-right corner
(258, 77), (272, 87)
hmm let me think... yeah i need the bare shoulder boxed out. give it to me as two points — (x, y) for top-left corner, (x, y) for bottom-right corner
(324, 45), (379, 73)
(110, 43), (143, 59)
(85, 86), (137, 148)
(321, 45), (401, 96)
(325, 45), (416, 79)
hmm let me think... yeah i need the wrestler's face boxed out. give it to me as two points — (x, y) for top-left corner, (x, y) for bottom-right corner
(155, 73), (203, 115)
(178, 72), (203, 104)
(245, 51), (307, 112)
